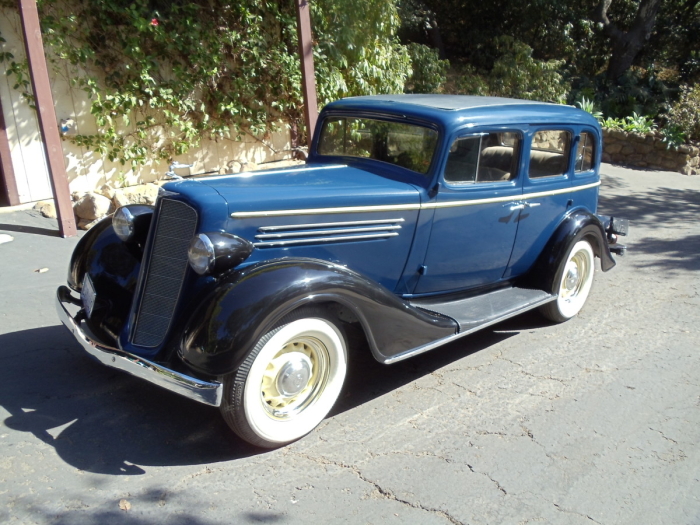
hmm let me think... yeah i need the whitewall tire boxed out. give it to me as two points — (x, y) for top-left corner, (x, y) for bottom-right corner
(540, 240), (595, 323)
(221, 308), (347, 448)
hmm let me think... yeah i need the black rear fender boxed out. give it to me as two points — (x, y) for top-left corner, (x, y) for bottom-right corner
(522, 209), (616, 293)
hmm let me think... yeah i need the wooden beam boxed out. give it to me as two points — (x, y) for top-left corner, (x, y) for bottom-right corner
(295, 0), (319, 146)
(18, 0), (76, 237)
(0, 96), (21, 206)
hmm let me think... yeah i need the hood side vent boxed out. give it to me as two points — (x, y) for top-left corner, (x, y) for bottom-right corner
(254, 218), (404, 248)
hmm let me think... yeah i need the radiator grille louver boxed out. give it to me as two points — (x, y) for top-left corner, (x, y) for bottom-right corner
(132, 198), (197, 347)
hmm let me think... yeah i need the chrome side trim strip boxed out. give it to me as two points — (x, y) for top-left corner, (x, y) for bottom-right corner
(258, 218), (405, 231)
(423, 181), (602, 210)
(56, 287), (222, 407)
(382, 293), (557, 365)
(254, 232), (399, 248)
(231, 181), (601, 218)
(233, 203), (420, 218)
(256, 225), (402, 240)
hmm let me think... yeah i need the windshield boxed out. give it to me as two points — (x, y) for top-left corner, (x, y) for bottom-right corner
(317, 116), (438, 175)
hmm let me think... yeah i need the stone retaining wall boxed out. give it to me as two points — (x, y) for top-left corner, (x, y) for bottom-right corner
(602, 129), (699, 175)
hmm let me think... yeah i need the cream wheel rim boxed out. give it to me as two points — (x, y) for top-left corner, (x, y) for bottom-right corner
(260, 336), (330, 420)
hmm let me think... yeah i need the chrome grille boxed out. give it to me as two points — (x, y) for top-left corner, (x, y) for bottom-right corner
(133, 198), (197, 347)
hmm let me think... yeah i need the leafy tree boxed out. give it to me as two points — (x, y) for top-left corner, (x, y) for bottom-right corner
(0, 0), (411, 165)
(592, 0), (663, 81)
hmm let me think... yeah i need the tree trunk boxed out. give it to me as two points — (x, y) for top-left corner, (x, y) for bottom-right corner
(426, 18), (446, 60)
(593, 0), (663, 81)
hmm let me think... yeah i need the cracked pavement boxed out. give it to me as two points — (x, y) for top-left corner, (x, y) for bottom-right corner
(1, 164), (699, 524)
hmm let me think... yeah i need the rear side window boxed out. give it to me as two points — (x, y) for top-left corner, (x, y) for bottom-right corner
(575, 132), (595, 172)
(444, 131), (521, 184)
(529, 130), (571, 178)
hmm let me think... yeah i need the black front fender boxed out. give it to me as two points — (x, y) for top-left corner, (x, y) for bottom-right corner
(179, 258), (458, 376)
(67, 214), (151, 345)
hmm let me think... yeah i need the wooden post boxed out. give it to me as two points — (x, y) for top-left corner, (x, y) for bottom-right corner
(0, 97), (20, 206)
(18, 0), (76, 237)
(295, 0), (319, 146)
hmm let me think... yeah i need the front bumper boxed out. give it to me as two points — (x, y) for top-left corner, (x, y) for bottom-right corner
(56, 286), (222, 407)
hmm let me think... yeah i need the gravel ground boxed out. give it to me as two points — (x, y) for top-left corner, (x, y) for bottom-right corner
(0, 163), (698, 524)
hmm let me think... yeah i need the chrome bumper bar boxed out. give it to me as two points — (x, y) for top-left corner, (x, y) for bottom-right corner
(55, 286), (222, 407)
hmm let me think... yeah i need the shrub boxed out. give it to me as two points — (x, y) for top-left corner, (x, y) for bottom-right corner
(661, 124), (687, 149)
(575, 97), (603, 121)
(452, 38), (569, 103)
(600, 117), (624, 130)
(404, 43), (449, 93)
(600, 113), (657, 134)
(454, 65), (490, 96)
(667, 85), (700, 142)
(623, 112), (657, 134)
(487, 37), (570, 102)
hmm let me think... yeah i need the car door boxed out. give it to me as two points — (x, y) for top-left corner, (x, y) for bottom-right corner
(503, 127), (576, 279)
(413, 128), (525, 294)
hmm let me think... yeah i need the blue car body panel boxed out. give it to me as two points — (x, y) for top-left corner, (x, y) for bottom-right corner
(65, 95), (610, 365)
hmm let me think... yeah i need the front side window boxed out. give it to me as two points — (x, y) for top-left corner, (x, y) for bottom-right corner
(317, 117), (438, 175)
(444, 131), (521, 184)
(529, 130), (571, 178)
(575, 132), (595, 172)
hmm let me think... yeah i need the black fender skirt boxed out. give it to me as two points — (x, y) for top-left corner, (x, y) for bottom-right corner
(522, 208), (616, 293)
(179, 258), (458, 376)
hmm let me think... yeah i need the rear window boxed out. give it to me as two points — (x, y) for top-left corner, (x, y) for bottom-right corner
(529, 130), (571, 178)
(317, 117), (438, 175)
(575, 132), (595, 172)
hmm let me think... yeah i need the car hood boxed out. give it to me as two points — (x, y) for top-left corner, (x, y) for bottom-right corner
(195, 164), (422, 215)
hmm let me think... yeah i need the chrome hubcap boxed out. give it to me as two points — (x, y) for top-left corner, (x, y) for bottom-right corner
(561, 251), (590, 300)
(275, 354), (312, 397)
(260, 337), (330, 420)
(564, 265), (580, 291)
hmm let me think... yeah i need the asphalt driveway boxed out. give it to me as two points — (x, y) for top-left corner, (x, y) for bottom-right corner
(0, 163), (698, 524)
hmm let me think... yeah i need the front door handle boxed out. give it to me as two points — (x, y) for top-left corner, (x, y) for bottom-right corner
(504, 202), (525, 211)
(523, 201), (541, 208)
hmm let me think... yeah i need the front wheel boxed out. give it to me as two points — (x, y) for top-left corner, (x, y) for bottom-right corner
(540, 240), (595, 323)
(220, 308), (347, 448)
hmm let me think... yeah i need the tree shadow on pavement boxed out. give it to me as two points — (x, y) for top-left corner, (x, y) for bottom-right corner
(0, 321), (524, 474)
(599, 186), (700, 272)
(0, 326), (258, 475)
(333, 322), (521, 416)
(630, 234), (700, 272)
(598, 186), (700, 229)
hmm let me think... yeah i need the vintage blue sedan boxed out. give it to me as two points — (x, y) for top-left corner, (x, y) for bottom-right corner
(57, 95), (627, 447)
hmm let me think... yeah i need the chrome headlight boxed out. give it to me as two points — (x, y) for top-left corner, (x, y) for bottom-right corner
(188, 234), (216, 275)
(187, 232), (254, 275)
(112, 205), (153, 243)
(112, 207), (135, 241)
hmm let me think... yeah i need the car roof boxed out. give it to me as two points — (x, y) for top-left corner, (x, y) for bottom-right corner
(322, 94), (600, 130)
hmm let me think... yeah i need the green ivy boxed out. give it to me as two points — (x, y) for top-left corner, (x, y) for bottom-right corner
(0, 0), (411, 166)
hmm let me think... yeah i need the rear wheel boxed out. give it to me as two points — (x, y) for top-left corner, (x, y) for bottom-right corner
(220, 307), (347, 448)
(540, 240), (595, 323)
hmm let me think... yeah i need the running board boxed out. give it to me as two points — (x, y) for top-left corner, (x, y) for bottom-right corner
(384, 287), (555, 364)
